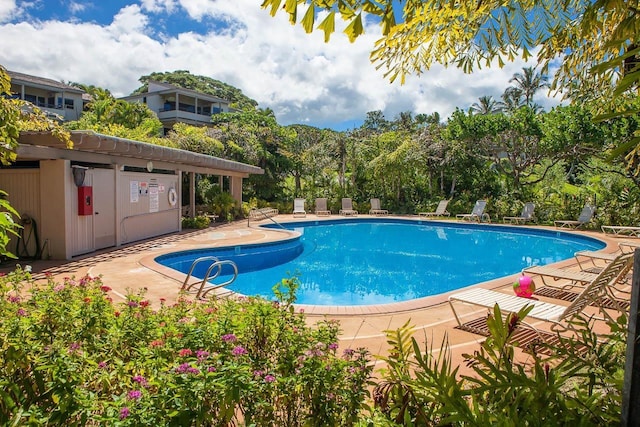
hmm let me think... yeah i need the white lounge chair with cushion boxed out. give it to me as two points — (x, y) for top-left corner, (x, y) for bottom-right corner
(339, 198), (358, 216)
(503, 202), (535, 224)
(293, 198), (306, 217)
(419, 200), (450, 218)
(456, 200), (490, 222)
(314, 198), (331, 216)
(369, 198), (388, 216)
(554, 204), (595, 229)
(449, 252), (634, 336)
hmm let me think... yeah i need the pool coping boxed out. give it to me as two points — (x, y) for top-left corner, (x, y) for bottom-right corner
(139, 215), (619, 316)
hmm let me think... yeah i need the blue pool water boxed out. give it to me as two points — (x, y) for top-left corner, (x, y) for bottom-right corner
(156, 219), (605, 305)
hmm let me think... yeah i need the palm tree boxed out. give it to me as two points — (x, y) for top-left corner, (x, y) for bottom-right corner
(499, 87), (524, 113)
(470, 95), (501, 115)
(508, 66), (549, 107)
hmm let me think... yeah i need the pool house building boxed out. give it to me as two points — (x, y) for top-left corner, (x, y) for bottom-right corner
(0, 131), (263, 260)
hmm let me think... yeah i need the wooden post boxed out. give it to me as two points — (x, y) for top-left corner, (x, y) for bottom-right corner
(622, 248), (640, 425)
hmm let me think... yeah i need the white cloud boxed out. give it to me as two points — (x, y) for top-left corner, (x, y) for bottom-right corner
(140, 0), (177, 14)
(68, 1), (87, 14)
(0, 0), (17, 23)
(0, 0), (561, 129)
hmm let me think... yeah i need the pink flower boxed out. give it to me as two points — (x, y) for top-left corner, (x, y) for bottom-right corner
(119, 407), (130, 420)
(98, 361), (107, 369)
(133, 376), (148, 387)
(16, 308), (27, 317)
(128, 301), (138, 308)
(100, 285), (112, 292)
(53, 284), (65, 292)
(8, 295), (20, 303)
(175, 363), (200, 375)
(264, 374), (276, 383)
(196, 350), (210, 361)
(231, 346), (247, 357)
(328, 343), (339, 350)
(127, 390), (142, 400)
(221, 333), (237, 342)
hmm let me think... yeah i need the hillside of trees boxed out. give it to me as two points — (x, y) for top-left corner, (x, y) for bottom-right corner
(64, 69), (640, 228)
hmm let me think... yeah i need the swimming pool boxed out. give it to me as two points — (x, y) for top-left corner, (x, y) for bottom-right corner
(156, 219), (605, 305)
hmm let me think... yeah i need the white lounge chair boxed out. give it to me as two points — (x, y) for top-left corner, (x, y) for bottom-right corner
(601, 224), (640, 237)
(369, 198), (388, 216)
(419, 200), (450, 218)
(339, 198), (358, 216)
(554, 204), (595, 229)
(524, 251), (633, 289)
(293, 198), (306, 217)
(449, 251), (634, 337)
(314, 198), (331, 216)
(456, 200), (489, 222)
(503, 202), (535, 224)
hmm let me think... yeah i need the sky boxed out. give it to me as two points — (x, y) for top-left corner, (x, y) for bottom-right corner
(0, 0), (563, 131)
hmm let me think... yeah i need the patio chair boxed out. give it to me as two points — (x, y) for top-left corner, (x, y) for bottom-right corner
(369, 198), (388, 216)
(503, 202), (536, 224)
(456, 200), (490, 222)
(339, 198), (358, 216)
(293, 198), (306, 218)
(601, 224), (640, 237)
(554, 204), (595, 229)
(449, 251), (634, 337)
(314, 198), (331, 216)
(523, 251), (633, 290)
(419, 199), (451, 218)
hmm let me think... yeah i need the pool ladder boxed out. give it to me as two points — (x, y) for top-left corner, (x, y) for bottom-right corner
(180, 256), (239, 299)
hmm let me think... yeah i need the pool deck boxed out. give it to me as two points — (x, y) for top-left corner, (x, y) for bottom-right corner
(3, 214), (634, 372)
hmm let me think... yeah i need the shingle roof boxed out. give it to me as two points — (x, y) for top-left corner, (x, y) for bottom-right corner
(7, 70), (85, 93)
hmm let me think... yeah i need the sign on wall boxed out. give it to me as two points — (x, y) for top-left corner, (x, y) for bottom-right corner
(130, 181), (139, 203)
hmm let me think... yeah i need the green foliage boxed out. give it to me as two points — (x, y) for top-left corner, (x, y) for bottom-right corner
(373, 305), (627, 425)
(0, 268), (372, 425)
(131, 70), (258, 111)
(181, 215), (211, 229)
(65, 96), (163, 140)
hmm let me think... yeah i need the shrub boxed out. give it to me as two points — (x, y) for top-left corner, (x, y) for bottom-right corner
(181, 215), (210, 229)
(373, 306), (627, 426)
(0, 268), (372, 426)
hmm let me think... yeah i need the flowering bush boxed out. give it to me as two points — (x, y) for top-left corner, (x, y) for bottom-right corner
(0, 267), (372, 426)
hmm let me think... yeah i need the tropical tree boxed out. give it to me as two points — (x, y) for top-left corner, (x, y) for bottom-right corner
(470, 95), (501, 115)
(209, 109), (294, 201)
(362, 110), (388, 133)
(260, 0), (639, 166)
(66, 94), (164, 141)
(283, 124), (326, 195)
(508, 66), (549, 107)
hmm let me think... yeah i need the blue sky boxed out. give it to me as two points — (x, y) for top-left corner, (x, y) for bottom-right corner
(0, 0), (561, 130)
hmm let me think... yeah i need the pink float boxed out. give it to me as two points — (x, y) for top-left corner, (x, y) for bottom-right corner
(513, 274), (536, 298)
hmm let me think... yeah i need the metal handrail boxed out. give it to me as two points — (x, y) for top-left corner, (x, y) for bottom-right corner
(247, 207), (286, 230)
(196, 260), (239, 299)
(181, 256), (220, 291)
